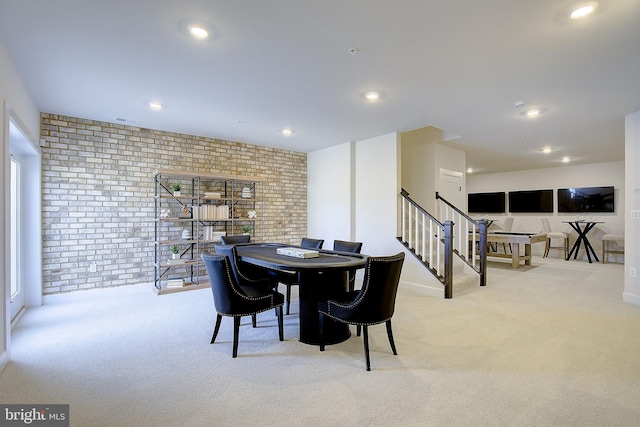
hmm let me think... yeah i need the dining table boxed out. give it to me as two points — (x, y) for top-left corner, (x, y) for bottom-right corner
(234, 243), (368, 345)
(563, 220), (603, 263)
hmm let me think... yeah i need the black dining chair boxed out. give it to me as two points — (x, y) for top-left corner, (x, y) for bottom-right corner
(214, 244), (278, 325)
(277, 237), (324, 315)
(202, 252), (284, 358)
(318, 252), (405, 371)
(220, 234), (251, 245)
(333, 239), (362, 253)
(301, 237), (324, 250)
(333, 240), (363, 291)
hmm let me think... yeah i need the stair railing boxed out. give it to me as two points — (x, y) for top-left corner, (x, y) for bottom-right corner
(436, 192), (487, 287)
(399, 189), (454, 298)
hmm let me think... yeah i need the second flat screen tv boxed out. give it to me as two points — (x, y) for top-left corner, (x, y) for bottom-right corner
(557, 186), (614, 213)
(508, 189), (553, 213)
(468, 192), (506, 213)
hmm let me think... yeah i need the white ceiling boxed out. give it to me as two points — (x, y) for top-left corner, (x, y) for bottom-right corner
(1, 0), (638, 174)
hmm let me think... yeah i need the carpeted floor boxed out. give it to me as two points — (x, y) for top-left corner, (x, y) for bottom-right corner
(1, 255), (639, 426)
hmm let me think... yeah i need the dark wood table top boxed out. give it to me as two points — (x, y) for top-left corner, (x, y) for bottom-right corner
(233, 243), (367, 272)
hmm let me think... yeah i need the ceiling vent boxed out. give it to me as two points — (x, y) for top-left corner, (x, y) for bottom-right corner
(115, 117), (138, 125)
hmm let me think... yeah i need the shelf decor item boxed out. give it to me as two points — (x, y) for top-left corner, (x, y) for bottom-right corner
(241, 186), (252, 198)
(170, 244), (180, 260)
(171, 182), (182, 196)
(182, 228), (192, 240)
(242, 225), (251, 235)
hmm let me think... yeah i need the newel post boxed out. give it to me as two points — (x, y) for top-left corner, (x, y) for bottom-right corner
(443, 220), (454, 299)
(478, 219), (488, 287)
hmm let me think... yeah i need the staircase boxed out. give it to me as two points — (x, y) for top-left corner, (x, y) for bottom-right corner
(397, 189), (487, 298)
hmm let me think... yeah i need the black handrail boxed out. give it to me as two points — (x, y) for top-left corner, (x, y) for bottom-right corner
(402, 188), (444, 227)
(435, 191), (487, 287)
(399, 189), (454, 298)
(436, 191), (478, 225)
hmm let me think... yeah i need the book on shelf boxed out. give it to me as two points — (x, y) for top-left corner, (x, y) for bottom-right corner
(166, 278), (185, 288)
(193, 204), (229, 220)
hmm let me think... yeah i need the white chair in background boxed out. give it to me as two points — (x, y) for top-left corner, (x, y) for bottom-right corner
(541, 218), (569, 259)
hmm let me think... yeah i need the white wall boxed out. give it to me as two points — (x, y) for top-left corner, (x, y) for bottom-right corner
(467, 161), (625, 260)
(307, 142), (353, 245)
(354, 133), (401, 256)
(400, 127), (466, 216)
(400, 128), (433, 209)
(308, 133), (444, 294)
(624, 111), (640, 305)
(0, 38), (41, 372)
(308, 134), (403, 255)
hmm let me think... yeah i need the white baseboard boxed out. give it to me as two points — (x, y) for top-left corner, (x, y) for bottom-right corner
(0, 350), (8, 375)
(623, 291), (640, 307)
(400, 280), (443, 298)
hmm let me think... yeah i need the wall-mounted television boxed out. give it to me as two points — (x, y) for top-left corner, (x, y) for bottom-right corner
(468, 192), (506, 213)
(508, 189), (553, 213)
(557, 186), (614, 213)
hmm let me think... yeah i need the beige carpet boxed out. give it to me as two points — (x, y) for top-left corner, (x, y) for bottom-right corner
(1, 255), (639, 427)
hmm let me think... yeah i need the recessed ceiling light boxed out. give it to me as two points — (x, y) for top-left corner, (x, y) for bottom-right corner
(365, 92), (380, 101)
(562, 156), (571, 163)
(526, 109), (540, 118)
(282, 128), (293, 136)
(542, 147), (552, 154)
(570, 2), (598, 19)
(148, 101), (163, 111)
(188, 24), (209, 40)
(466, 168), (473, 174)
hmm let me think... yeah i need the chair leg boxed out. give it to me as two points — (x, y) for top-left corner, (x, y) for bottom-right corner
(277, 305), (284, 341)
(362, 325), (371, 371)
(356, 325), (362, 337)
(211, 314), (223, 344)
(252, 314), (257, 328)
(602, 240), (606, 264)
(544, 238), (550, 257)
(386, 320), (397, 355)
(319, 313), (325, 352)
(232, 316), (240, 358)
(285, 285), (291, 315)
(565, 237), (569, 260)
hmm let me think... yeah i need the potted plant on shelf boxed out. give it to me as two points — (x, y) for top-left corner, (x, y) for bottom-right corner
(241, 225), (251, 235)
(170, 244), (181, 260)
(171, 182), (182, 196)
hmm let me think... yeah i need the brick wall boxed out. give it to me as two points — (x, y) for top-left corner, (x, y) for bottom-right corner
(40, 113), (307, 294)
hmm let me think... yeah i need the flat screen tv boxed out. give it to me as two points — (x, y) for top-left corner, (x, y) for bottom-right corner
(468, 192), (506, 213)
(557, 186), (614, 213)
(508, 189), (553, 213)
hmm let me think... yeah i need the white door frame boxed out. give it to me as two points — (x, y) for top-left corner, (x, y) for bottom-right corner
(7, 113), (42, 325)
(438, 168), (465, 217)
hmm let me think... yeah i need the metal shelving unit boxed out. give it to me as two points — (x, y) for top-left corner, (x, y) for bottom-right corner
(153, 169), (264, 294)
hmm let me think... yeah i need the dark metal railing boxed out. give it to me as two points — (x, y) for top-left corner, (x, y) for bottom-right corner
(398, 189), (454, 298)
(436, 192), (487, 287)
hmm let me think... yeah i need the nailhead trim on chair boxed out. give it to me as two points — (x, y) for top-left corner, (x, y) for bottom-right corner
(320, 254), (403, 325)
(211, 254), (280, 316)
